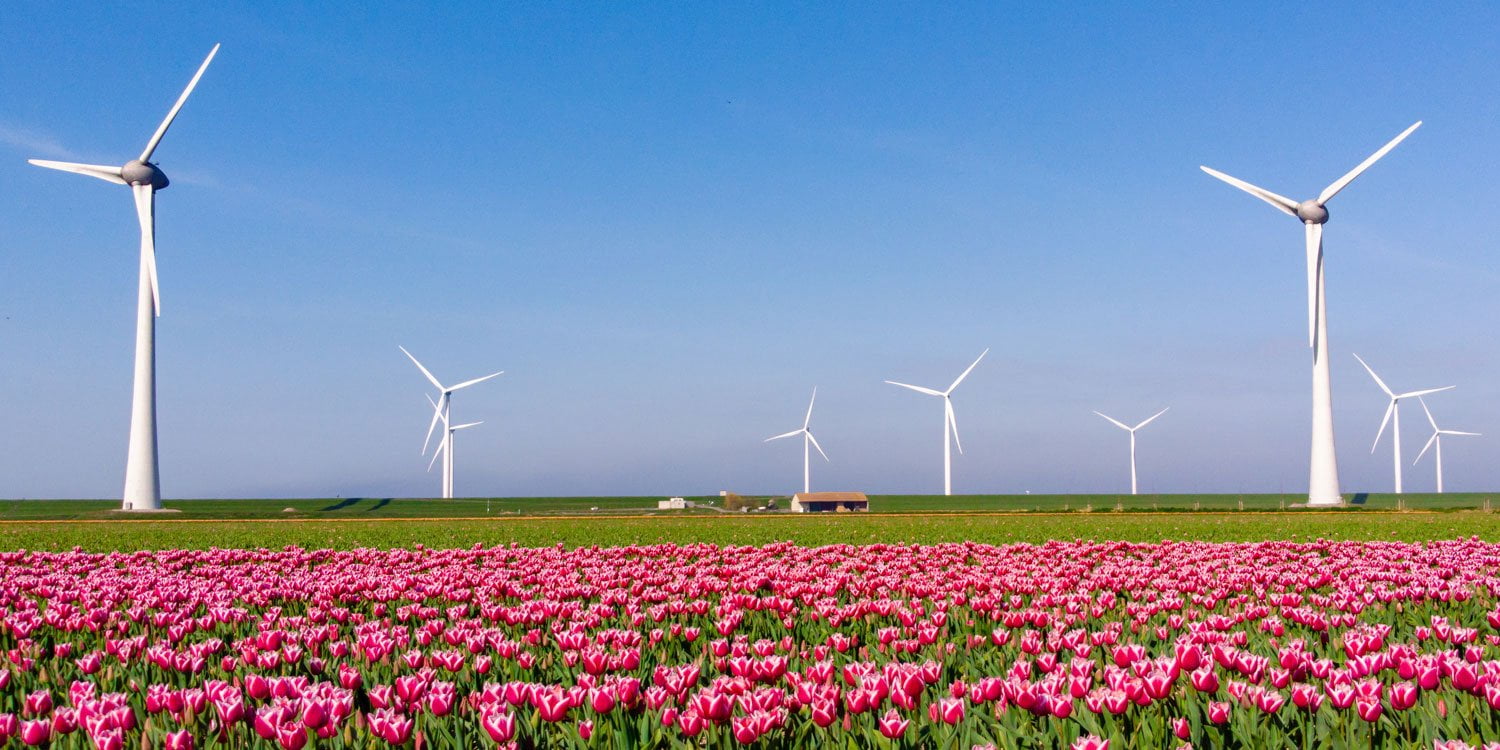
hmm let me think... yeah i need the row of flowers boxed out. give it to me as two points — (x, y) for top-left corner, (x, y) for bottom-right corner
(0, 539), (1497, 747)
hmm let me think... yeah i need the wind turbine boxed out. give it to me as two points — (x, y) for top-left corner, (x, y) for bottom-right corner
(764, 388), (829, 494)
(426, 394), (483, 499)
(27, 45), (221, 511)
(1093, 408), (1169, 495)
(1352, 353), (1452, 494)
(1413, 396), (1479, 494)
(1201, 121), (1421, 506)
(399, 346), (502, 499)
(886, 349), (988, 496)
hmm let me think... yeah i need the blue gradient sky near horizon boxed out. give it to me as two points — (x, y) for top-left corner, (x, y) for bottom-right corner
(2, 3), (1497, 499)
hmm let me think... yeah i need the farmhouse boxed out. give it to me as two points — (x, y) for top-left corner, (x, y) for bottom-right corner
(790, 492), (869, 513)
(657, 497), (693, 509)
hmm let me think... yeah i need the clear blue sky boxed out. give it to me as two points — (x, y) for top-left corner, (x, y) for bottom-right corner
(2, 2), (1497, 498)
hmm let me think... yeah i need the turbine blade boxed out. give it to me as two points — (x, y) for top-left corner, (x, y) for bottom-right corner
(807, 431), (830, 462)
(132, 184), (160, 316)
(452, 421), (483, 430)
(764, 429), (803, 442)
(1410, 435), (1434, 462)
(1418, 396), (1439, 432)
(422, 393), (446, 455)
(1093, 411), (1131, 431)
(803, 387), (817, 430)
(946, 398), (963, 455)
(425, 393), (449, 425)
(1305, 222), (1323, 348)
(1199, 166), (1299, 216)
(449, 370), (503, 391)
(946, 348), (989, 393)
(140, 44), (221, 162)
(27, 160), (126, 185)
(399, 346), (445, 391)
(1351, 353), (1394, 397)
(1317, 121), (1422, 205)
(1397, 386), (1455, 400)
(428, 433), (448, 471)
(885, 380), (944, 397)
(1371, 400), (1395, 454)
(1442, 430), (1481, 437)
(1133, 407), (1170, 431)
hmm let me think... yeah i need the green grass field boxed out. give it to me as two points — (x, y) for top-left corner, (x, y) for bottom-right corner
(1, 508), (1495, 553)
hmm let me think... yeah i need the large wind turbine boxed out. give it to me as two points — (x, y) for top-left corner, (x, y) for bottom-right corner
(1352, 353), (1452, 494)
(764, 388), (829, 494)
(426, 394), (483, 499)
(886, 349), (988, 496)
(400, 346), (502, 499)
(28, 45), (221, 511)
(1413, 396), (1480, 494)
(1201, 121), (1421, 506)
(1093, 408), (1169, 495)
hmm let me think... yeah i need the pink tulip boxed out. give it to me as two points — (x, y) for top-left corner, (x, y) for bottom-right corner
(928, 697), (964, 725)
(578, 719), (594, 740)
(1207, 701), (1230, 724)
(1171, 717), (1190, 739)
(1327, 684), (1356, 710)
(163, 730), (195, 750)
(24, 691), (51, 716)
(877, 709), (909, 739)
(1072, 735), (1109, 750)
(481, 709), (516, 743)
(536, 688), (570, 722)
(1451, 663), (1479, 691)
(678, 710), (707, 737)
(810, 700), (837, 727)
(1356, 696), (1383, 723)
(1391, 681), (1419, 711)
(93, 728), (125, 750)
(20, 719), (50, 746)
(1144, 671), (1173, 700)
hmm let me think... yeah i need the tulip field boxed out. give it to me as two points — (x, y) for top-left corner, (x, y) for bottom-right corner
(3, 535), (1500, 749)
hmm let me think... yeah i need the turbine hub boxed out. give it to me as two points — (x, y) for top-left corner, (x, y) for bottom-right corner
(1296, 200), (1328, 224)
(121, 160), (169, 190)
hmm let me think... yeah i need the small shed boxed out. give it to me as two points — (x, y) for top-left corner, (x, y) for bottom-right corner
(790, 492), (869, 513)
(657, 497), (690, 510)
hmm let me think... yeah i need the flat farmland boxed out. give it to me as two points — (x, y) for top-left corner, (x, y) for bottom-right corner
(2, 508), (1496, 552)
(0, 491), (1494, 520)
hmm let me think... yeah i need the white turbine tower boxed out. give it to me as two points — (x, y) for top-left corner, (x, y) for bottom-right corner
(426, 394), (483, 499)
(1413, 396), (1479, 494)
(764, 388), (829, 494)
(1093, 408), (1169, 495)
(27, 45), (221, 511)
(886, 349), (988, 496)
(1201, 121), (1421, 506)
(1352, 353), (1452, 494)
(400, 346), (502, 499)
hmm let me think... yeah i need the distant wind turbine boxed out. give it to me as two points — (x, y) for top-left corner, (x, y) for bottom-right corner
(886, 349), (988, 496)
(1352, 353), (1452, 494)
(1201, 121), (1421, 506)
(27, 45), (221, 511)
(426, 394), (483, 499)
(400, 346), (502, 499)
(1093, 408), (1169, 495)
(1413, 396), (1479, 494)
(764, 388), (829, 494)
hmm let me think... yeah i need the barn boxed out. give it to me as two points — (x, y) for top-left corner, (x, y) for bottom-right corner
(790, 492), (869, 513)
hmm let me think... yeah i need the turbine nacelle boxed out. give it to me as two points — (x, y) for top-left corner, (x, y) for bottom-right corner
(1295, 200), (1327, 224)
(121, 160), (169, 190)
